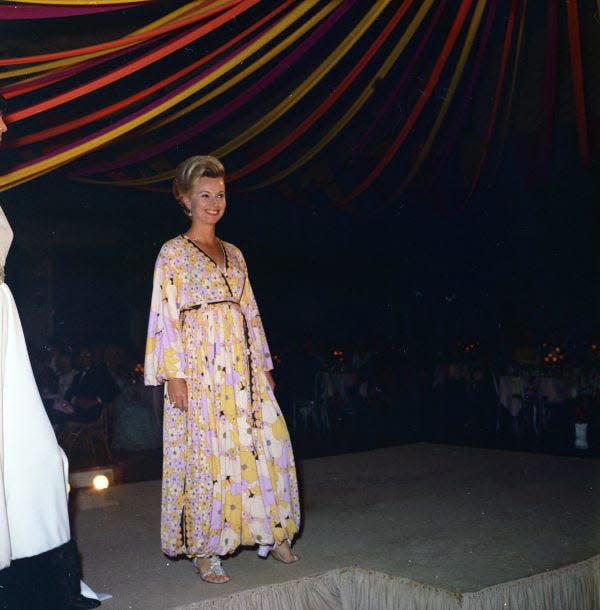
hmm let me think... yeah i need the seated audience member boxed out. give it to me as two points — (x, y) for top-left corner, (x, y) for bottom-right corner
(57, 351), (77, 399)
(62, 345), (120, 422)
(104, 343), (132, 390)
(31, 347), (58, 399)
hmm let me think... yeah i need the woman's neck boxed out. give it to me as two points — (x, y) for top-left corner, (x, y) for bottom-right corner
(185, 223), (217, 245)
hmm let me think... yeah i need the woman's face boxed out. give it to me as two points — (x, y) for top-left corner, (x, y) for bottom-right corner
(182, 176), (226, 225)
(0, 114), (7, 144)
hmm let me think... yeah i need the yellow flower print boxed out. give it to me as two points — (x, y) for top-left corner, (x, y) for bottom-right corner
(164, 347), (183, 377)
(145, 336), (157, 355)
(271, 415), (289, 442)
(240, 449), (258, 484)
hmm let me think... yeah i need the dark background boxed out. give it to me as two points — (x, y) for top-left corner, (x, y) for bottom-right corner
(1, 0), (599, 360)
(3, 136), (597, 360)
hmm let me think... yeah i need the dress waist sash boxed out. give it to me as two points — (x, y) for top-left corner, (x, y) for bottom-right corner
(180, 300), (241, 314)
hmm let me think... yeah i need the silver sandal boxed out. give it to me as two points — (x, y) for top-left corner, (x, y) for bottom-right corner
(193, 555), (231, 583)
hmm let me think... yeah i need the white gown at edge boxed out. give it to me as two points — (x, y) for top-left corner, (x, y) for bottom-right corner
(0, 206), (70, 570)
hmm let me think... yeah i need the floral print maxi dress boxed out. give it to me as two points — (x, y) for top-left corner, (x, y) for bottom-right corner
(144, 235), (300, 557)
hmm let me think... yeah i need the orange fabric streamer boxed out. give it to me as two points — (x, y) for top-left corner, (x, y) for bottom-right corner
(5, 0), (258, 123)
(0, 0), (239, 66)
(2, 37), (159, 98)
(7, 2), (293, 147)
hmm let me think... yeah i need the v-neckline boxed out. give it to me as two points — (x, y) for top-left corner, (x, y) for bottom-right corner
(182, 234), (227, 273)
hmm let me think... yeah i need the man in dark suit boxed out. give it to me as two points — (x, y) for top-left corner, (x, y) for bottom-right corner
(63, 346), (120, 422)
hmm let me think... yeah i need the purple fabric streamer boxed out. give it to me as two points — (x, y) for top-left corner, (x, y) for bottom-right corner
(0, 3), (142, 20)
(6, 5), (298, 170)
(353, 0), (448, 154)
(71, 0), (355, 177)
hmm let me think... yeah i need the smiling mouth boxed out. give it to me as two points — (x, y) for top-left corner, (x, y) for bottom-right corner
(205, 209), (221, 215)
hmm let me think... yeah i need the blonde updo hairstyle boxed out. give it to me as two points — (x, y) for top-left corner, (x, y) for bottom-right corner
(172, 155), (225, 217)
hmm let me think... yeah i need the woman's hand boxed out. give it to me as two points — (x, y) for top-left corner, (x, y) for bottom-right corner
(265, 371), (276, 393)
(167, 378), (188, 411)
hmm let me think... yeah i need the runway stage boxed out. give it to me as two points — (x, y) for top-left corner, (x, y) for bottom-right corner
(75, 444), (600, 609)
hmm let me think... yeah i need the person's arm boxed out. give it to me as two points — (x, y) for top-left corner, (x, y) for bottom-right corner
(239, 251), (274, 374)
(72, 396), (101, 410)
(98, 368), (120, 404)
(144, 247), (187, 386)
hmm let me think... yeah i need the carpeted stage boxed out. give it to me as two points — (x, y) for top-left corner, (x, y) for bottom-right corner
(75, 444), (600, 609)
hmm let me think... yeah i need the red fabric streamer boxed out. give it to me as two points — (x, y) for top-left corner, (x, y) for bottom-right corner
(565, 0), (590, 167)
(352, 0), (447, 155)
(5, 0), (258, 123)
(72, 0), (348, 176)
(423, 0), (497, 197)
(6, 2), (292, 147)
(537, 0), (558, 177)
(227, 0), (416, 182)
(336, 0), (475, 207)
(0, 0), (239, 66)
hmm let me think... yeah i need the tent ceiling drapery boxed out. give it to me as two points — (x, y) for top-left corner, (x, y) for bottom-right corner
(0, 0), (595, 211)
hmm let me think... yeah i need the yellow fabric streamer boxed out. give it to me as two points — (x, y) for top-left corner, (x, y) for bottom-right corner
(0, 0), (224, 80)
(2, 2), (202, 86)
(132, 0), (341, 138)
(211, 1), (392, 158)
(0, 0), (318, 191)
(100, 0), (393, 187)
(245, 0), (436, 191)
(396, 0), (487, 193)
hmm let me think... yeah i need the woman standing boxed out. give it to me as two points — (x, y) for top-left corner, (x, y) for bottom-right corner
(0, 95), (99, 609)
(145, 156), (300, 583)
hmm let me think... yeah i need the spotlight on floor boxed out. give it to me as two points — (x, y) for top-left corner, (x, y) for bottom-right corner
(70, 466), (120, 490)
(93, 475), (110, 490)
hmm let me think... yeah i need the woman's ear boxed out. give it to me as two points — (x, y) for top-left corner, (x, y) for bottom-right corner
(181, 195), (192, 216)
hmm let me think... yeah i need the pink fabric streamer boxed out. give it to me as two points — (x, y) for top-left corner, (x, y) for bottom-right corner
(71, 0), (355, 177)
(0, 3), (141, 19)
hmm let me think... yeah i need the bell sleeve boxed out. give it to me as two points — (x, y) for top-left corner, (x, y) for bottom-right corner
(239, 253), (274, 372)
(144, 247), (187, 385)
